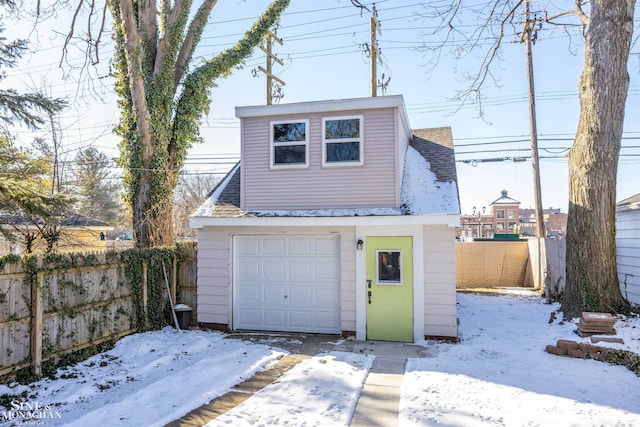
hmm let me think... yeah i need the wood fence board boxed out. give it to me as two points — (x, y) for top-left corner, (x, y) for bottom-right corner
(0, 249), (197, 376)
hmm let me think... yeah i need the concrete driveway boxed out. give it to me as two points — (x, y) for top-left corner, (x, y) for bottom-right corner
(168, 333), (428, 427)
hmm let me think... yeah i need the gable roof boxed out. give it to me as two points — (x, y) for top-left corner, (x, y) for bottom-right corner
(192, 126), (460, 219)
(490, 190), (520, 206)
(617, 193), (640, 206)
(617, 193), (640, 213)
(0, 211), (112, 229)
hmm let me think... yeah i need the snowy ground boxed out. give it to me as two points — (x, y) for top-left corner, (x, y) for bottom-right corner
(1, 291), (639, 426)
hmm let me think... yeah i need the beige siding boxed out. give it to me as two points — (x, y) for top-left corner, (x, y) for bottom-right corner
(241, 108), (398, 210)
(196, 226), (357, 332)
(423, 225), (458, 338)
(196, 229), (232, 325)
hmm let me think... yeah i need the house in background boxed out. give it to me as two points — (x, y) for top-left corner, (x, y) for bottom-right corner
(190, 95), (461, 342)
(616, 193), (640, 305)
(0, 212), (113, 255)
(457, 190), (568, 239)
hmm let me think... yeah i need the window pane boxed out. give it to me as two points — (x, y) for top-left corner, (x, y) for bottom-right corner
(273, 122), (306, 143)
(326, 142), (360, 162)
(378, 251), (401, 283)
(496, 210), (505, 219)
(325, 119), (360, 139)
(274, 145), (306, 164)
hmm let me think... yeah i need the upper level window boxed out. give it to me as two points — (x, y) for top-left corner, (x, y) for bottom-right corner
(496, 209), (505, 219)
(322, 116), (363, 166)
(508, 209), (517, 219)
(270, 120), (309, 168)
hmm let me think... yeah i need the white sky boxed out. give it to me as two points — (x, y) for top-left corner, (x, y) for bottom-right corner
(4, 0), (640, 215)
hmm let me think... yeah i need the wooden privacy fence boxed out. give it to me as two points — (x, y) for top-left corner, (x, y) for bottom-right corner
(0, 245), (197, 378)
(456, 241), (534, 288)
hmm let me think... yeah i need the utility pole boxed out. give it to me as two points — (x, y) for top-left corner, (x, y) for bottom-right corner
(370, 4), (381, 97)
(521, 0), (545, 239)
(257, 29), (285, 105)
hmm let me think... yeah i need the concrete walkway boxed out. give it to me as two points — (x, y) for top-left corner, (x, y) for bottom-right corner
(167, 334), (427, 427)
(336, 340), (427, 427)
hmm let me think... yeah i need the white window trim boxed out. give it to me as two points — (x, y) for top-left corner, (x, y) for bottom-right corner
(375, 249), (403, 286)
(322, 115), (364, 167)
(270, 119), (310, 170)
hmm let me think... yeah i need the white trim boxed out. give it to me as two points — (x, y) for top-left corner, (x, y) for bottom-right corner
(237, 95), (406, 118)
(355, 225), (424, 342)
(269, 119), (310, 169)
(191, 214), (460, 229)
(375, 249), (403, 285)
(321, 115), (364, 167)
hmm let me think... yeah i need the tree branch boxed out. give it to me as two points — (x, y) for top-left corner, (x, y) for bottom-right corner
(173, 0), (218, 91)
(118, 0), (153, 162)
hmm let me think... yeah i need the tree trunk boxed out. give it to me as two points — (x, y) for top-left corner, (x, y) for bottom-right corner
(562, 0), (635, 318)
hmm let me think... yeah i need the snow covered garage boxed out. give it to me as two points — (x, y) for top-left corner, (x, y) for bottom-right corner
(190, 96), (461, 342)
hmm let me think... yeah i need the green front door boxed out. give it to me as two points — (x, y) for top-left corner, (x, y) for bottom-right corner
(365, 236), (413, 342)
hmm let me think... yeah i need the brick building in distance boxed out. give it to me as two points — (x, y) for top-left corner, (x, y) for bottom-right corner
(458, 190), (567, 240)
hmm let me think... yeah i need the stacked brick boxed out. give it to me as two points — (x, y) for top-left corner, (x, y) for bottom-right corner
(576, 312), (616, 336)
(545, 339), (609, 361)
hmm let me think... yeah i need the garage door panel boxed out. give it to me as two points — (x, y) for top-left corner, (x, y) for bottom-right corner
(289, 237), (311, 255)
(315, 237), (339, 255)
(237, 309), (260, 327)
(289, 311), (312, 327)
(264, 259), (286, 279)
(289, 259), (312, 278)
(264, 310), (286, 328)
(289, 286), (312, 304)
(234, 235), (340, 334)
(237, 238), (260, 255)
(316, 311), (341, 329)
(263, 237), (286, 254)
(236, 258), (261, 280)
(264, 285), (285, 302)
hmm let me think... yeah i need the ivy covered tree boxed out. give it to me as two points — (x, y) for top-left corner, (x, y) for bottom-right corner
(104, 0), (290, 247)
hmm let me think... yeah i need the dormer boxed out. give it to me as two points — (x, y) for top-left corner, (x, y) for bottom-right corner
(235, 95), (412, 211)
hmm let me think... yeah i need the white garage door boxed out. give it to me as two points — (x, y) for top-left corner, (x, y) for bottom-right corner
(233, 235), (341, 334)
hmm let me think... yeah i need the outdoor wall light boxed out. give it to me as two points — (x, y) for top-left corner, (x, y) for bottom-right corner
(356, 239), (364, 250)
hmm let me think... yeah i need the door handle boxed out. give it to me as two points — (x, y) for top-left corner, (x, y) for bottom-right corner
(368, 290), (372, 304)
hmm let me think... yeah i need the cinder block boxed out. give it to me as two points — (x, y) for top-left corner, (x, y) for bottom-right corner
(556, 339), (579, 350)
(578, 343), (601, 353)
(545, 345), (568, 356)
(567, 349), (588, 359)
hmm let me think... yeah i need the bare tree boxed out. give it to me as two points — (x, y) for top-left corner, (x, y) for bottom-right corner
(417, 0), (635, 317)
(173, 173), (220, 240)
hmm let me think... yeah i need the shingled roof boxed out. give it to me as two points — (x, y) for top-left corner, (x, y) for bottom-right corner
(410, 127), (458, 184)
(193, 127), (460, 218)
(0, 211), (112, 228)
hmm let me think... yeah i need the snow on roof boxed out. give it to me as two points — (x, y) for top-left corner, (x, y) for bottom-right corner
(401, 145), (459, 215)
(191, 128), (460, 219)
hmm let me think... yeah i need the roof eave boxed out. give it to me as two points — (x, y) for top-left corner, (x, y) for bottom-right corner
(190, 213), (460, 229)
